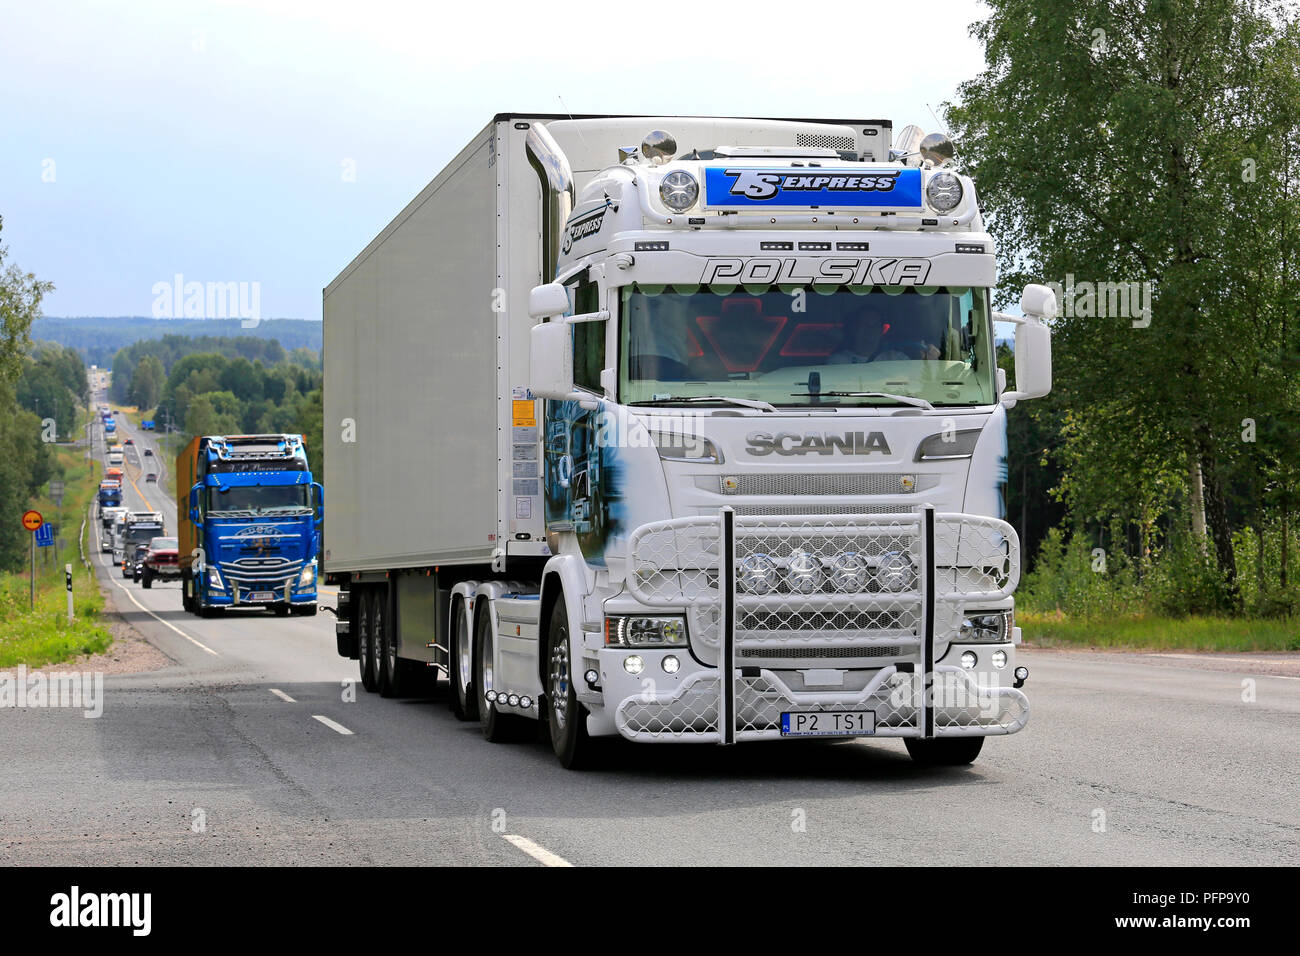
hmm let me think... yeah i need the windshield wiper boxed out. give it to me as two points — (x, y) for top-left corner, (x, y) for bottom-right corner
(788, 391), (935, 410)
(629, 395), (778, 413)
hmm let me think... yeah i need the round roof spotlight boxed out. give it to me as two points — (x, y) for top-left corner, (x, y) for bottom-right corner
(919, 131), (956, 166)
(926, 171), (964, 212)
(641, 130), (677, 165)
(659, 170), (699, 212)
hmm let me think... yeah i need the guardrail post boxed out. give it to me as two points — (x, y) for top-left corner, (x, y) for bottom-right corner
(719, 506), (736, 745)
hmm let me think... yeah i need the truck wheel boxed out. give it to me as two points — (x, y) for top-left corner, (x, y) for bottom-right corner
(449, 597), (478, 721)
(546, 594), (595, 769)
(358, 589), (378, 692)
(475, 604), (526, 742)
(142, 568), (153, 589)
(273, 604), (291, 616)
(377, 590), (403, 698)
(291, 604), (317, 617)
(904, 737), (984, 766)
(182, 574), (193, 612)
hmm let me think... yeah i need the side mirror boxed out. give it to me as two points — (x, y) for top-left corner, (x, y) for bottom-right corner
(312, 481), (324, 527)
(529, 319), (576, 401)
(1002, 284), (1054, 404)
(529, 282), (570, 320)
(189, 484), (202, 524)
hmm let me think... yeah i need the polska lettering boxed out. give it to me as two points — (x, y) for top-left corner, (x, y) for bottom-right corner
(746, 431), (892, 457)
(701, 257), (931, 287)
(49, 886), (151, 936)
(723, 168), (901, 201)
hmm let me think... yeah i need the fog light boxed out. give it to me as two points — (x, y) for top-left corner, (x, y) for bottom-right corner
(662, 654), (680, 674)
(738, 554), (779, 595)
(827, 552), (869, 592)
(485, 690), (497, 702)
(960, 651), (977, 669)
(624, 655), (644, 675)
(507, 694), (520, 707)
(786, 549), (823, 594)
(584, 668), (599, 686)
(878, 551), (917, 592)
(992, 650), (1007, 669)
(519, 696), (532, 709)
(1013, 665), (1029, 688)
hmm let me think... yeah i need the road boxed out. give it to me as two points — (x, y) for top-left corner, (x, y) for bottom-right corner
(1, 385), (1297, 865)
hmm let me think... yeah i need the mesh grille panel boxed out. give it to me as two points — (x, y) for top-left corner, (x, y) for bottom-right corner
(795, 133), (855, 150)
(722, 474), (916, 496)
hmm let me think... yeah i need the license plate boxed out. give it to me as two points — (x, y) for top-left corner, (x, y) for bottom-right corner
(780, 710), (876, 737)
(249, 591), (274, 602)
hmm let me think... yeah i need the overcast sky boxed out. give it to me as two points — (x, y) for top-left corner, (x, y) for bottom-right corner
(2, 0), (991, 319)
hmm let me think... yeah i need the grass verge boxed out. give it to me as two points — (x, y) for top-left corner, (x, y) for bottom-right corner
(1019, 610), (1300, 652)
(0, 416), (113, 668)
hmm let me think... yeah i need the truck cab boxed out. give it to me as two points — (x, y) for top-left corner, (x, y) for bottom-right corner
(178, 434), (323, 618)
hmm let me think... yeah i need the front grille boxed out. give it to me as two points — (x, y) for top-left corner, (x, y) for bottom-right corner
(721, 474), (917, 496)
(723, 503), (916, 517)
(739, 607), (912, 632)
(738, 645), (902, 660)
(220, 556), (300, 586)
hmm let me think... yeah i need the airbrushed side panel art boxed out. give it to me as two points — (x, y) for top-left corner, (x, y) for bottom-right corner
(543, 401), (667, 567)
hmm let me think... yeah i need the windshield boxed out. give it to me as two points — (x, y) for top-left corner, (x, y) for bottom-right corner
(619, 283), (996, 407)
(150, 537), (178, 550)
(127, 525), (163, 547)
(207, 484), (310, 515)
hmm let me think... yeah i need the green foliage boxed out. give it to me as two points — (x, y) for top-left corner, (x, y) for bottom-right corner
(31, 317), (321, 370)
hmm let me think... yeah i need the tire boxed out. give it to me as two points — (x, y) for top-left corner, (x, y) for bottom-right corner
(449, 597), (478, 721)
(904, 736), (984, 766)
(377, 588), (403, 698)
(476, 603), (527, 742)
(182, 573), (193, 612)
(546, 594), (595, 769)
(199, 603), (220, 619)
(142, 568), (153, 589)
(358, 589), (378, 693)
(291, 603), (318, 617)
(273, 603), (291, 616)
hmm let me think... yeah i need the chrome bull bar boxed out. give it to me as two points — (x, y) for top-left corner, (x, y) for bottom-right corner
(625, 505), (1028, 742)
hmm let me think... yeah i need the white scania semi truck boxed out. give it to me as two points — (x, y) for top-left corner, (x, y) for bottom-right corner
(325, 113), (1054, 768)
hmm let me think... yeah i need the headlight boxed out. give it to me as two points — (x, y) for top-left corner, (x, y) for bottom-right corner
(785, 549), (824, 594)
(605, 616), (687, 648)
(659, 170), (699, 212)
(877, 551), (916, 592)
(208, 568), (224, 590)
(926, 171), (964, 212)
(298, 563), (316, 587)
(827, 552), (869, 592)
(958, 611), (1010, 643)
(738, 554), (780, 594)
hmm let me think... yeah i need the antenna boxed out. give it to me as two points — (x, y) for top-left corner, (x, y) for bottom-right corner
(557, 95), (588, 151)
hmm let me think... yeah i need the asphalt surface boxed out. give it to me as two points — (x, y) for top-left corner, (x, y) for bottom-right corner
(1, 387), (1297, 866)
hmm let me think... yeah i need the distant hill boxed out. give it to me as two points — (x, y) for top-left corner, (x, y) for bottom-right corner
(32, 317), (321, 368)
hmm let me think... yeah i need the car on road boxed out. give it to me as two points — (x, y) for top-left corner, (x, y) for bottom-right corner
(145, 473), (157, 482)
(140, 537), (179, 588)
(124, 438), (134, 445)
(127, 543), (148, 580)
(143, 448), (153, 456)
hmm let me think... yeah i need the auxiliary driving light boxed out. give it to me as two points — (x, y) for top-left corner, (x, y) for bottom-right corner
(877, 551), (917, 592)
(662, 655), (680, 674)
(623, 655), (645, 675)
(507, 694), (520, 707)
(485, 690), (498, 702)
(519, 696), (533, 709)
(926, 171), (964, 212)
(659, 170), (699, 212)
(738, 554), (780, 595)
(786, 549), (824, 594)
(991, 650), (1007, 669)
(584, 669), (600, 686)
(960, 651), (977, 670)
(827, 552), (869, 592)
(1013, 665), (1029, 688)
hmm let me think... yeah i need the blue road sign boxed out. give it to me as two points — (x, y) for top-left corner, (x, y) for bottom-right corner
(35, 522), (55, 547)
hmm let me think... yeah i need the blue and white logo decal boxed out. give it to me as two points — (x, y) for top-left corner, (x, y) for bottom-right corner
(704, 167), (923, 208)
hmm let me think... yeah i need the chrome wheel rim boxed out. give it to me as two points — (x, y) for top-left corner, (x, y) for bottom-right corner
(549, 632), (570, 730)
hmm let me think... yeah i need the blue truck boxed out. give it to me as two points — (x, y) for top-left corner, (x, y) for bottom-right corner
(177, 434), (323, 618)
(103, 416), (116, 434)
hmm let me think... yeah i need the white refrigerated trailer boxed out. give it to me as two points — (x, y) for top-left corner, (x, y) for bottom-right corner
(325, 113), (1054, 767)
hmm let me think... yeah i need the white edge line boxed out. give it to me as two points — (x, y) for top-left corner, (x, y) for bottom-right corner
(502, 834), (573, 867)
(97, 539), (219, 657)
(270, 688), (296, 702)
(312, 714), (354, 735)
